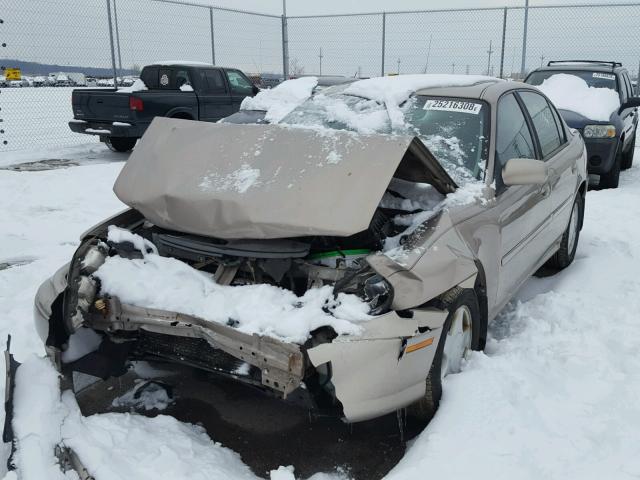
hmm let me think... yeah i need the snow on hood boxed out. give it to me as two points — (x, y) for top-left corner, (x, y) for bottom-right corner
(344, 74), (498, 128)
(94, 227), (372, 344)
(240, 77), (318, 123)
(537, 73), (620, 122)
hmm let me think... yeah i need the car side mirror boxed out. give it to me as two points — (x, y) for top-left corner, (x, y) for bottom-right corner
(619, 97), (640, 113)
(252, 85), (260, 96)
(502, 158), (548, 186)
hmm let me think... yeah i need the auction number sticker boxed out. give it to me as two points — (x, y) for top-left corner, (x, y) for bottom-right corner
(424, 99), (482, 114)
(593, 73), (615, 80)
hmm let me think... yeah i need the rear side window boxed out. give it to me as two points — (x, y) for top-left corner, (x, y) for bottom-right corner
(519, 91), (562, 158)
(175, 70), (191, 90)
(140, 67), (159, 89)
(201, 69), (227, 93)
(226, 70), (254, 95)
(495, 93), (536, 170)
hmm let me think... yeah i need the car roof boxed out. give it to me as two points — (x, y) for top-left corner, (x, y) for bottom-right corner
(529, 61), (626, 75)
(414, 80), (523, 103)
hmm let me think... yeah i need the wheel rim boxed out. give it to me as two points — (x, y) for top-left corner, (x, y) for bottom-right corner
(441, 305), (473, 381)
(567, 200), (579, 254)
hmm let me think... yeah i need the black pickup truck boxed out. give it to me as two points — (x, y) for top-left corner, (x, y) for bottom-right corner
(69, 63), (259, 152)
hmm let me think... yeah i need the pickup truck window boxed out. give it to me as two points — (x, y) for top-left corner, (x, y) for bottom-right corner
(159, 68), (173, 89)
(141, 67), (159, 89)
(200, 69), (227, 94)
(226, 70), (254, 95)
(176, 70), (191, 90)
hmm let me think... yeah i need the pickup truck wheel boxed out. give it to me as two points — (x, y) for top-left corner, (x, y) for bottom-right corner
(408, 288), (481, 421)
(621, 134), (635, 170)
(548, 193), (583, 270)
(105, 137), (137, 153)
(599, 146), (622, 189)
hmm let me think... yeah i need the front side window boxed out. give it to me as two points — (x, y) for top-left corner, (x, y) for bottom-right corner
(226, 70), (254, 95)
(519, 91), (562, 158)
(201, 69), (226, 93)
(495, 93), (536, 173)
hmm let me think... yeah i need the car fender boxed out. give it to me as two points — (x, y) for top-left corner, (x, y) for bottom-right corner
(367, 211), (479, 311)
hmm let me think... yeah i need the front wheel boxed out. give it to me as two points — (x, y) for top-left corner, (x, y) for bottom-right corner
(621, 134), (636, 170)
(548, 193), (583, 270)
(409, 288), (482, 421)
(105, 137), (137, 153)
(599, 146), (622, 189)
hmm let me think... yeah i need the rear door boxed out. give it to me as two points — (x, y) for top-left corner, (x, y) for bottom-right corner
(518, 90), (575, 242)
(494, 92), (552, 304)
(224, 69), (256, 112)
(196, 69), (234, 122)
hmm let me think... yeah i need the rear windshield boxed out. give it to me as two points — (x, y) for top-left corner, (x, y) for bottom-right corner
(527, 70), (618, 91)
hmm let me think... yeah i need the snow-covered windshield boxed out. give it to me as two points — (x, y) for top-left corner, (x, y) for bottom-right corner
(527, 70), (618, 92)
(280, 91), (489, 184)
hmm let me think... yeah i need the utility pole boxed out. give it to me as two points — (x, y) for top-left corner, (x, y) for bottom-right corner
(487, 40), (494, 76)
(451, 63), (456, 74)
(397, 58), (401, 75)
(521, 0), (529, 78)
(540, 55), (545, 68)
(282, 0), (289, 78)
(319, 47), (323, 76)
(422, 34), (433, 74)
(465, 65), (470, 75)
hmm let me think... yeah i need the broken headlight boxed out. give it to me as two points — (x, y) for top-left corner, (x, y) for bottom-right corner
(333, 266), (394, 316)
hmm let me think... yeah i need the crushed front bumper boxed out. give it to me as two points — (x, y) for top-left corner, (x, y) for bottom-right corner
(91, 297), (306, 397)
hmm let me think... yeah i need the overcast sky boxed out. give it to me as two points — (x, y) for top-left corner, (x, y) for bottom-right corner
(199, 0), (638, 16)
(4, 0), (640, 78)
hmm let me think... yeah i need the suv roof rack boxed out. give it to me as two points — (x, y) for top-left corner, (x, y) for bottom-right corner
(547, 60), (622, 69)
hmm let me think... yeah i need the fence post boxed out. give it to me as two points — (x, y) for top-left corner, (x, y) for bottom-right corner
(105, 0), (118, 87)
(113, 0), (123, 72)
(281, 0), (289, 78)
(381, 12), (386, 77)
(209, 8), (216, 65)
(520, 0), (529, 78)
(500, 7), (507, 79)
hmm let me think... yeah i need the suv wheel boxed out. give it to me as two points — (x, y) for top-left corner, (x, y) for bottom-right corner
(105, 137), (137, 153)
(599, 145), (622, 189)
(408, 288), (481, 421)
(621, 134), (636, 170)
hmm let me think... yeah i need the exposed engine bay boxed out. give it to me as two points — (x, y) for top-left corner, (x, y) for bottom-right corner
(48, 177), (445, 419)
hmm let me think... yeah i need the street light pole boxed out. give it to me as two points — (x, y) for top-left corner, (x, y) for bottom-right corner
(397, 58), (401, 75)
(520, 0), (529, 78)
(319, 47), (323, 76)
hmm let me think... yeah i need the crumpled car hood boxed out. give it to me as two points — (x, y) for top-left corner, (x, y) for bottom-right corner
(114, 118), (456, 239)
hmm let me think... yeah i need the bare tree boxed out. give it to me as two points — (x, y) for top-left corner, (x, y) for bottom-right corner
(130, 63), (142, 75)
(289, 57), (305, 77)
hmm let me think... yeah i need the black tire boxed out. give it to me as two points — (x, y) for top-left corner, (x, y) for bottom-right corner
(105, 137), (137, 153)
(548, 193), (583, 270)
(621, 134), (635, 170)
(599, 145), (622, 189)
(408, 288), (482, 421)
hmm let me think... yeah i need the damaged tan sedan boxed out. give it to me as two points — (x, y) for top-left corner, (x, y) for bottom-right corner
(21, 78), (587, 428)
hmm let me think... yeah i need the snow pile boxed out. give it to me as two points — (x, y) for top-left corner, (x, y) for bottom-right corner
(117, 78), (148, 93)
(241, 77), (318, 123)
(94, 227), (371, 343)
(199, 163), (261, 194)
(180, 84), (194, 92)
(344, 74), (497, 128)
(537, 73), (620, 121)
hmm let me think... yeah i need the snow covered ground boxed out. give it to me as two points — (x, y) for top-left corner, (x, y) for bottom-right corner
(1, 139), (640, 479)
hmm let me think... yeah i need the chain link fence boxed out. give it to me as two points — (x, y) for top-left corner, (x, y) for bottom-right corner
(2, 1), (640, 156)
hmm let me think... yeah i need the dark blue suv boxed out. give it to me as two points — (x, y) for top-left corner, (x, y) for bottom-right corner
(526, 61), (640, 188)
